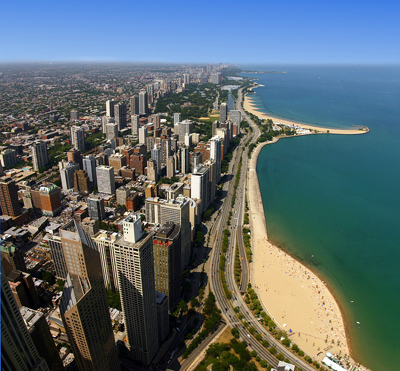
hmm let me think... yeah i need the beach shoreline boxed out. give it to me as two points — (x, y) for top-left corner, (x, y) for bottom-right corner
(247, 137), (353, 365)
(244, 87), (369, 135)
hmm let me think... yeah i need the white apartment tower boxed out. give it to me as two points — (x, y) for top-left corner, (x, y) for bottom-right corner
(210, 135), (222, 183)
(96, 165), (115, 194)
(106, 100), (115, 117)
(173, 113), (181, 125)
(131, 114), (140, 136)
(106, 122), (119, 141)
(139, 126), (148, 145)
(112, 214), (159, 364)
(139, 90), (148, 115)
(70, 125), (85, 152)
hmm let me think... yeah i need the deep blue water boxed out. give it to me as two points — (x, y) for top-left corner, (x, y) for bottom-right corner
(240, 65), (400, 371)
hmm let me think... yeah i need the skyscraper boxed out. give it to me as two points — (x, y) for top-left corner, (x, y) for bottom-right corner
(139, 126), (147, 145)
(191, 164), (211, 213)
(173, 112), (181, 125)
(59, 221), (120, 371)
(178, 120), (193, 142)
(87, 195), (106, 221)
(229, 110), (241, 127)
(106, 100), (115, 118)
(112, 214), (159, 364)
(130, 95), (139, 115)
(71, 125), (85, 152)
(1, 265), (50, 371)
(131, 114), (140, 136)
(83, 155), (97, 188)
(153, 222), (181, 311)
(153, 113), (160, 130)
(0, 176), (22, 216)
(74, 169), (90, 193)
(96, 165), (115, 194)
(48, 236), (68, 279)
(20, 306), (64, 370)
(220, 102), (228, 123)
(139, 90), (148, 114)
(145, 196), (191, 270)
(180, 146), (189, 174)
(106, 122), (119, 141)
(147, 159), (158, 182)
(60, 162), (80, 191)
(114, 103), (127, 131)
(210, 135), (222, 183)
(183, 73), (190, 85)
(151, 145), (162, 176)
(32, 141), (48, 171)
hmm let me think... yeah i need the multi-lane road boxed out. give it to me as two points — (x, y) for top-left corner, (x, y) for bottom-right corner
(207, 88), (317, 371)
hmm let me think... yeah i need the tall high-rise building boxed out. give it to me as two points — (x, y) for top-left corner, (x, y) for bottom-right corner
(153, 222), (181, 311)
(147, 159), (158, 183)
(96, 165), (115, 194)
(1, 265), (50, 371)
(151, 145), (162, 176)
(178, 120), (193, 142)
(59, 221), (120, 371)
(146, 83), (154, 96)
(74, 169), (90, 193)
(106, 122), (119, 141)
(210, 135), (222, 183)
(39, 184), (62, 216)
(106, 100), (115, 118)
(108, 154), (126, 173)
(166, 157), (175, 178)
(0, 176), (22, 216)
(67, 148), (82, 168)
(32, 141), (48, 171)
(139, 90), (148, 114)
(60, 162), (80, 191)
(114, 103), (127, 131)
(139, 126), (147, 145)
(131, 114), (140, 136)
(183, 73), (190, 85)
(130, 95), (139, 115)
(83, 155), (97, 187)
(1, 242), (26, 273)
(145, 196), (191, 270)
(0, 148), (17, 168)
(87, 195), (106, 221)
(153, 113), (160, 130)
(71, 125), (85, 152)
(220, 102), (228, 123)
(173, 112), (181, 125)
(102, 116), (114, 134)
(210, 72), (221, 84)
(20, 307), (64, 370)
(180, 146), (189, 174)
(191, 164), (211, 213)
(48, 236), (68, 279)
(112, 214), (159, 364)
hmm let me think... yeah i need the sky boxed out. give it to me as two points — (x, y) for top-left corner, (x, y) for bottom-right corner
(1, 0), (399, 64)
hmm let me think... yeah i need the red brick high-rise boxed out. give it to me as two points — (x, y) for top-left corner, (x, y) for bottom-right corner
(0, 176), (21, 217)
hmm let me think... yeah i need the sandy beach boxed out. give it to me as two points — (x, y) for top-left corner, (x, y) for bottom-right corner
(247, 140), (351, 362)
(244, 89), (368, 135)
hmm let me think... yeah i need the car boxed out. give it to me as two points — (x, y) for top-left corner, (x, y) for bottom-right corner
(225, 308), (228, 311)
(247, 334), (251, 338)
(235, 324), (238, 327)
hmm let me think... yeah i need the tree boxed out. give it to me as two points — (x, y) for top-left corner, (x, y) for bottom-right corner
(269, 346), (277, 355)
(282, 338), (291, 347)
(42, 271), (55, 284)
(251, 350), (257, 357)
(260, 360), (268, 368)
(231, 327), (239, 338)
(190, 296), (199, 308)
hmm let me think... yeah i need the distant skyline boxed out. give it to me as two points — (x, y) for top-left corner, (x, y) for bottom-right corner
(1, 0), (399, 64)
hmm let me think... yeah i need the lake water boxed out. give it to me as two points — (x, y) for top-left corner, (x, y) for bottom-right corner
(240, 65), (400, 371)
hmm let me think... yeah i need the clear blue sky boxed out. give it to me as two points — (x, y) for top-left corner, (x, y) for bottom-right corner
(1, 0), (399, 64)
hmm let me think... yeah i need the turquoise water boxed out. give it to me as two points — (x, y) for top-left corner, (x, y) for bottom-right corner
(240, 65), (400, 371)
